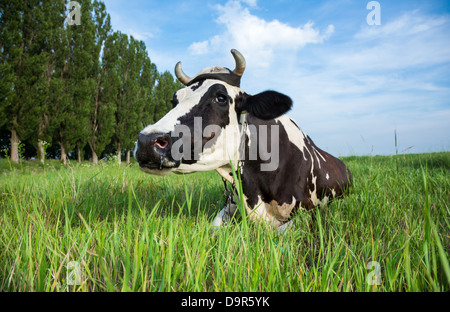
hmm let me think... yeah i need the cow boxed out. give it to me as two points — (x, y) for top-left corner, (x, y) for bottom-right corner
(134, 49), (351, 231)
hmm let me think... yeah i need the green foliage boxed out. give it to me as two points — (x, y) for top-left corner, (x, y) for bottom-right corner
(85, 0), (114, 159)
(0, 152), (448, 291)
(0, 0), (67, 152)
(0, 0), (176, 163)
(154, 71), (184, 122)
(105, 31), (156, 155)
(139, 54), (158, 128)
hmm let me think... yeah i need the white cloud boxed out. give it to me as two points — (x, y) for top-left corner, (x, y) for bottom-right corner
(188, 0), (334, 68)
(188, 40), (210, 55)
(127, 29), (154, 41)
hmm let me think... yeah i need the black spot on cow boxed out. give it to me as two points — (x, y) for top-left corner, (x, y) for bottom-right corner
(190, 80), (204, 91)
(238, 114), (352, 224)
(235, 90), (292, 120)
(173, 83), (231, 163)
(290, 118), (300, 130)
(240, 115), (310, 211)
(171, 93), (179, 108)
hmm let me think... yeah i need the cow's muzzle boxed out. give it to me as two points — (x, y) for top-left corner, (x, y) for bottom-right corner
(135, 132), (179, 170)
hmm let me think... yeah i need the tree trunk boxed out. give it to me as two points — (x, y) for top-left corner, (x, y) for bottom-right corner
(126, 150), (131, 164)
(77, 142), (82, 163)
(37, 140), (45, 163)
(92, 150), (98, 164)
(60, 144), (67, 165)
(117, 145), (122, 165)
(10, 129), (19, 163)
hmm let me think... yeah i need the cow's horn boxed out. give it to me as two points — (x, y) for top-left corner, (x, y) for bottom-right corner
(231, 49), (246, 77)
(175, 61), (191, 85)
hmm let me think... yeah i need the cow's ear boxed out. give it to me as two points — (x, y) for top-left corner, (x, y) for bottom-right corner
(236, 91), (292, 120)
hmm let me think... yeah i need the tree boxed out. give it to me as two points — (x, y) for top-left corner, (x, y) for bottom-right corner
(0, 47), (14, 131)
(49, 0), (94, 164)
(31, 1), (67, 162)
(110, 33), (158, 164)
(138, 52), (158, 124)
(49, 0), (111, 164)
(0, 0), (48, 163)
(153, 71), (183, 122)
(86, 0), (113, 164)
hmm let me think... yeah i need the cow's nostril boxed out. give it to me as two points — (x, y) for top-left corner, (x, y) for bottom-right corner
(155, 138), (169, 150)
(136, 132), (171, 165)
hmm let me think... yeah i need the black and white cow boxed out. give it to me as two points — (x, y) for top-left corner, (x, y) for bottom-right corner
(135, 49), (351, 230)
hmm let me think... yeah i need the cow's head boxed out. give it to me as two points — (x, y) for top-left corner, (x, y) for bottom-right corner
(134, 49), (292, 175)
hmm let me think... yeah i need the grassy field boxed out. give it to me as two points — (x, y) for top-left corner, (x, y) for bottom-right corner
(0, 152), (449, 292)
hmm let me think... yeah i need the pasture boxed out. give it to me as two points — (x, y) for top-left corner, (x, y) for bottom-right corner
(0, 152), (449, 292)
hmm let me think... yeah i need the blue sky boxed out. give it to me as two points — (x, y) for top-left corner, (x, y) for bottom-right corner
(103, 0), (450, 156)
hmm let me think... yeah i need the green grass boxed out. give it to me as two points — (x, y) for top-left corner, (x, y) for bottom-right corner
(0, 152), (449, 291)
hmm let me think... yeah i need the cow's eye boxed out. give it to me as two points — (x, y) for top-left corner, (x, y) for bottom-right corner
(215, 94), (228, 105)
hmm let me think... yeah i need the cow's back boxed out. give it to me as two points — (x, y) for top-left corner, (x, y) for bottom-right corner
(241, 114), (351, 221)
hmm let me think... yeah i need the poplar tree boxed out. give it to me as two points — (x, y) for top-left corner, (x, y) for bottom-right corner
(0, 44), (14, 132)
(0, 0), (24, 163)
(50, 0), (95, 164)
(32, 1), (67, 162)
(138, 54), (158, 123)
(49, 0), (111, 164)
(87, 0), (113, 164)
(111, 33), (153, 164)
(0, 0), (47, 163)
(0, 2), (14, 129)
(153, 71), (183, 122)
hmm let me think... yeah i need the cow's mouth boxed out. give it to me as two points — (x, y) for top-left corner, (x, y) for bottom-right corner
(155, 138), (169, 149)
(139, 163), (171, 170)
(138, 156), (180, 172)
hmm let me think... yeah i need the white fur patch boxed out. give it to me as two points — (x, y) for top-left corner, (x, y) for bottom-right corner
(243, 194), (297, 228)
(275, 115), (309, 161)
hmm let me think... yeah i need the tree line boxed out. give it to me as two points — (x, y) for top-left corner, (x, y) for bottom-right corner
(0, 0), (182, 164)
